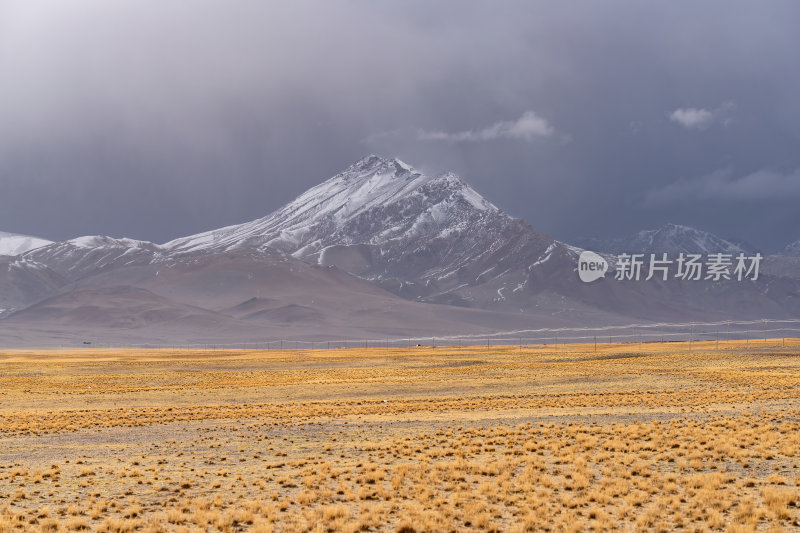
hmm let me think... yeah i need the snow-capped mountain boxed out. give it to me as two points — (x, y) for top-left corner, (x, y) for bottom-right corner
(1, 155), (799, 346)
(575, 223), (750, 256)
(24, 236), (164, 281)
(0, 231), (52, 256)
(166, 155), (502, 256)
(163, 156), (797, 322)
(166, 155), (558, 305)
(760, 239), (800, 281)
(0, 255), (67, 316)
(783, 240), (800, 257)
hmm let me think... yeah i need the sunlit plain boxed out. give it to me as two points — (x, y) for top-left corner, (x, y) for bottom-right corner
(1, 339), (799, 531)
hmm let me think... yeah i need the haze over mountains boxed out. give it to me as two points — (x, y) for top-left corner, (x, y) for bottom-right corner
(1, 156), (798, 346)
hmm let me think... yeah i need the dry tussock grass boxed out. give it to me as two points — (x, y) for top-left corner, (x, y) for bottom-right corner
(0, 340), (799, 531)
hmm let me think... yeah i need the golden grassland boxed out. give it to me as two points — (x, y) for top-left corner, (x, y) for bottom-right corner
(1, 339), (799, 532)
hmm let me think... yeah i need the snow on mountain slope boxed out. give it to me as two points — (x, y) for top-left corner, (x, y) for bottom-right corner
(0, 231), (52, 256)
(760, 239), (800, 281)
(165, 155), (498, 255)
(164, 155), (557, 306)
(0, 255), (68, 315)
(575, 223), (749, 255)
(783, 240), (800, 257)
(23, 236), (164, 281)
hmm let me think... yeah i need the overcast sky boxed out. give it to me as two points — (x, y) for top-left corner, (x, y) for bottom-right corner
(1, 1), (799, 250)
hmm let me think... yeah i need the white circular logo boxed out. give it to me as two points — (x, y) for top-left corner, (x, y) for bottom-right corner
(578, 251), (608, 283)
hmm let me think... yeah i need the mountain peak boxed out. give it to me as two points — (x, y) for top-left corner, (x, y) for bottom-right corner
(576, 223), (748, 255)
(164, 156), (504, 254)
(660, 222), (689, 231)
(346, 155), (418, 178)
(430, 171), (498, 212)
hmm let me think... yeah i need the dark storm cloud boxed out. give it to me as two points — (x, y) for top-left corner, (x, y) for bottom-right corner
(0, 1), (799, 250)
